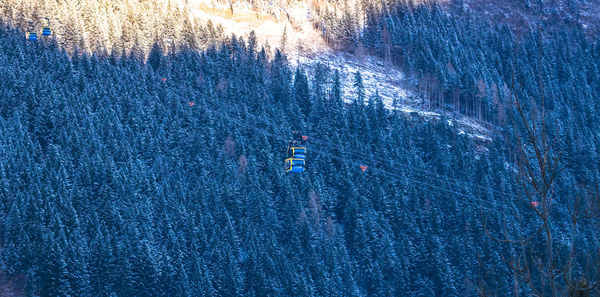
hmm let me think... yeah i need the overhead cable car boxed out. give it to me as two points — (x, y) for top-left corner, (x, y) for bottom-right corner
(42, 18), (52, 36)
(288, 146), (306, 159)
(285, 130), (308, 173)
(285, 158), (305, 173)
(26, 32), (38, 41)
(26, 21), (38, 41)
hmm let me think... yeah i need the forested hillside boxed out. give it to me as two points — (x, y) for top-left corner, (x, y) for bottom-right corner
(320, 1), (600, 122)
(1, 0), (600, 296)
(0, 0), (225, 55)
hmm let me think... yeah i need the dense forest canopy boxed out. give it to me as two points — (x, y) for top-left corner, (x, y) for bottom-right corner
(0, 0), (599, 296)
(0, 0), (227, 55)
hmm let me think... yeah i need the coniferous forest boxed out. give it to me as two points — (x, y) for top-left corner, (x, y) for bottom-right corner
(1, 0), (600, 296)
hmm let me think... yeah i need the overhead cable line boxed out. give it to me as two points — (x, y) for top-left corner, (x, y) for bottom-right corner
(196, 102), (516, 215)
(206, 101), (520, 202)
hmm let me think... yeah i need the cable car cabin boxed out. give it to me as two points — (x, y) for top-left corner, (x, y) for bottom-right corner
(288, 146), (307, 159)
(26, 32), (38, 41)
(42, 27), (52, 36)
(285, 158), (305, 173)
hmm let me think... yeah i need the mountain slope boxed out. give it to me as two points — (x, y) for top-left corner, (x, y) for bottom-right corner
(1, 1), (599, 295)
(451, 0), (600, 34)
(0, 24), (526, 295)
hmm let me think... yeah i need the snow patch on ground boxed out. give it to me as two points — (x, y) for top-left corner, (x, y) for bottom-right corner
(295, 52), (414, 110)
(296, 52), (493, 142)
(180, 0), (329, 56)
(174, 0), (493, 142)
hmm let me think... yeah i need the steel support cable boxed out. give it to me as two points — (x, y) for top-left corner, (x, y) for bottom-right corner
(209, 102), (519, 202)
(199, 103), (514, 215)
(201, 102), (512, 212)
(214, 103), (517, 201)
(316, 139), (518, 201)
(307, 141), (511, 212)
(204, 107), (521, 221)
(298, 134), (517, 201)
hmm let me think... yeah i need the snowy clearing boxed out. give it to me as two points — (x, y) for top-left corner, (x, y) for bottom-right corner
(174, 0), (493, 141)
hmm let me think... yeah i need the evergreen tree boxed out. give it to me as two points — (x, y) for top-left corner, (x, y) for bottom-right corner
(294, 67), (311, 117)
(353, 70), (365, 104)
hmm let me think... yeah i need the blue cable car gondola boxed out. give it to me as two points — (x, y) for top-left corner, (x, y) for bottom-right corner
(285, 158), (305, 173)
(285, 131), (307, 173)
(42, 18), (51, 36)
(26, 32), (38, 41)
(289, 146), (307, 159)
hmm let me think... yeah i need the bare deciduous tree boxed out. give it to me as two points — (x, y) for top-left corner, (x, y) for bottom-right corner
(483, 42), (600, 297)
